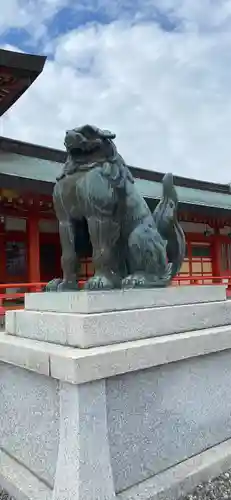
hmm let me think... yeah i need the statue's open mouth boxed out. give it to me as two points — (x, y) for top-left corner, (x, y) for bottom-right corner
(69, 144), (101, 156)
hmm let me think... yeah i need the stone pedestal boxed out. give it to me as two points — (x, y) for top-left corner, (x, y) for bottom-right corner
(1, 285), (231, 500)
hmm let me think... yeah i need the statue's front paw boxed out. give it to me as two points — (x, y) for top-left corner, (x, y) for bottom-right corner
(57, 280), (79, 291)
(122, 274), (147, 289)
(45, 278), (63, 292)
(45, 278), (78, 292)
(84, 274), (116, 291)
(122, 272), (170, 289)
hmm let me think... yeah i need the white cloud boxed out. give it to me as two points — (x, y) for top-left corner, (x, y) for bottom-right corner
(0, 0), (71, 38)
(1, 1), (231, 183)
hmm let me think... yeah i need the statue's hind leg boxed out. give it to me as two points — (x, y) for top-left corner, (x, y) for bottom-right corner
(122, 219), (172, 289)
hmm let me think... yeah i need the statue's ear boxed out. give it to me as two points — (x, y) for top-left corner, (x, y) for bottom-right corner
(99, 128), (116, 140)
(80, 124), (116, 140)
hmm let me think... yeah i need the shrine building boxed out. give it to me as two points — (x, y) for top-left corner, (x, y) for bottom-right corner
(1, 47), (231, 291)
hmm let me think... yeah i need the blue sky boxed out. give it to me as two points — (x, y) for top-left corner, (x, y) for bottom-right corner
(0, 1), (181, 53)
(1, 0), (231, 183)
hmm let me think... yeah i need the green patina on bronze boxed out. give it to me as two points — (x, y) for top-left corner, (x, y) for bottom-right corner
(46, 125), (185, 291)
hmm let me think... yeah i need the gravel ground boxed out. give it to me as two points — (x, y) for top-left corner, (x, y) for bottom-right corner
(179, 470), (231, 500)
(1, 470), (231, 500)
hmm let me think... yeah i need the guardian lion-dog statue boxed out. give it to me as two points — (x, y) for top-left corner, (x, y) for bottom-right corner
(46, 125), (185, 291)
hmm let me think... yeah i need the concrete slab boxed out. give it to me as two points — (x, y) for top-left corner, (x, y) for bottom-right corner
(6, 298), (231, 348)
(0, 332), (50, 376)
(2, 285), (231, 500)
(0, 364), (59, 487)
(1, 325), (231, 384)
(118, 438), (231, 500)
(0, 448), (51, 500)
(2, 340), (231, 500)
(24, 285), (226, 314)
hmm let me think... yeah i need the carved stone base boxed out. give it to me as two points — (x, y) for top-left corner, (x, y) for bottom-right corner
(5, 285), (231, 348)
(1, 285), (231, 500)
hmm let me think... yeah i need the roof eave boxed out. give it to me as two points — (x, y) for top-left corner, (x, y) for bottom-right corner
(0, 49), (46, 117)
(0, 134), (230, 196)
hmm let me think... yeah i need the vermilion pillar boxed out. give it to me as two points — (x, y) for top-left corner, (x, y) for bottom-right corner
(212, 228), (221, 281)
(0, 219), (6, 283)
(27, 213), (40, 283)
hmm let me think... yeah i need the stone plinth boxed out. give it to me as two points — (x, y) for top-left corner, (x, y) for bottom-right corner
(6, 285), (229, 348)
(24, 285), (226, 313)
(1, 285), (231, 500)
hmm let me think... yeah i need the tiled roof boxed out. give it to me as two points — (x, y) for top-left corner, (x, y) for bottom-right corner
(1, 151), (231, 213)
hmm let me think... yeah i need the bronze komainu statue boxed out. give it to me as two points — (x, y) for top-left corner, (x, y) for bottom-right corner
(46, 125), (185, 291)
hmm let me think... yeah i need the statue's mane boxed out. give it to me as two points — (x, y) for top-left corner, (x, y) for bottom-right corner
(57, 136), (134, 190)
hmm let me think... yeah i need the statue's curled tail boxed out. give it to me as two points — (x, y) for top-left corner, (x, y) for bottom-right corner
(153, 173), (186, 279)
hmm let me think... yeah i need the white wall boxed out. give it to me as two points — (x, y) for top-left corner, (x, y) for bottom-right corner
(181, 221), (214, 234)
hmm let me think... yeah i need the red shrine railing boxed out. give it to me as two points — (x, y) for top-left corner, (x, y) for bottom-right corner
(173, 275), (230, 285)
(0, 276), (230, 319)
